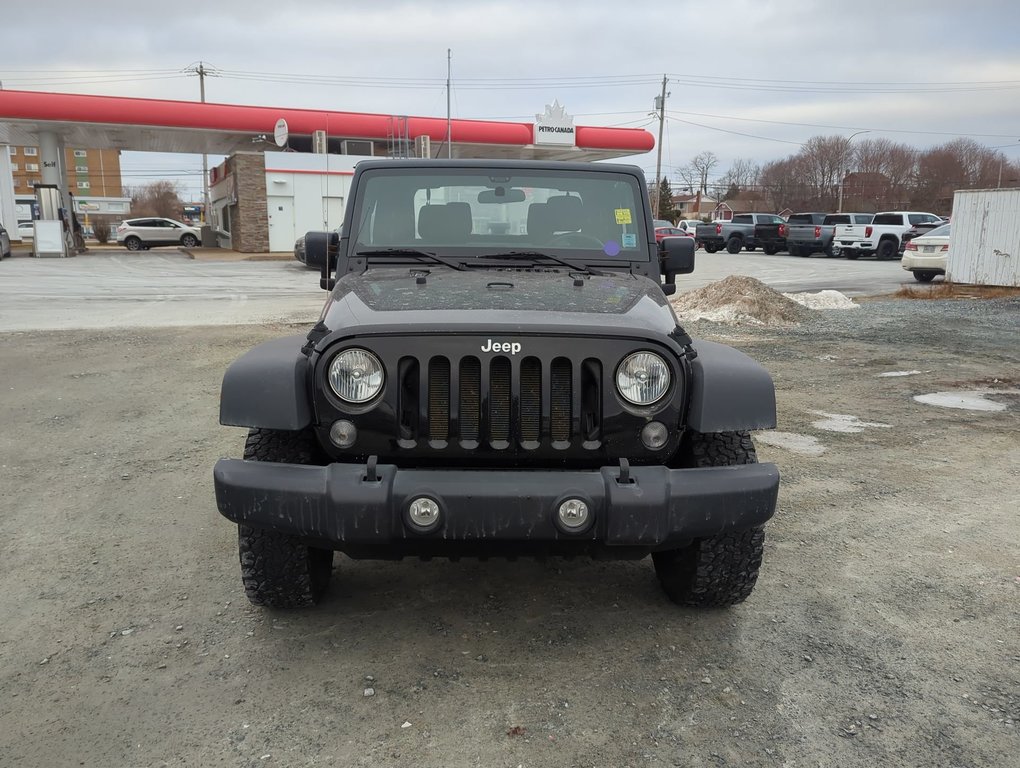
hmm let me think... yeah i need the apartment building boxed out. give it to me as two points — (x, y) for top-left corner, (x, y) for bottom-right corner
(7, 146), (122, 197)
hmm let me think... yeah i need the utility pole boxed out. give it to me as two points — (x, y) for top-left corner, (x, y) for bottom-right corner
(187, 62), (213, 225)
(446, 49), (452, 159)
(652, 76), (668, 219)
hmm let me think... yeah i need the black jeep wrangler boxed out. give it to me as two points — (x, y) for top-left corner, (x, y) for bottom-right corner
(214, 160), (779, 609)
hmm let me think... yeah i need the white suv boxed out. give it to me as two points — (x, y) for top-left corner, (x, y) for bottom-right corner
(116, 218), (201, 250)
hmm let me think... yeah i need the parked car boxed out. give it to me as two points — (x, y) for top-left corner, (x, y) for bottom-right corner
(696, 213), (785, 254)
(652, 218), (675, 229)
(654, 226), (694, 245)
(115, 218), (202, 251)
(213, 158), (777, 611)
(901, 222), (950, 282)
(0, 224), (10, 259)
(676, 219), (703, 234)
(900, 218), (947, 251)
(17, 221), (34, 240)
(832, 211), (942, 261)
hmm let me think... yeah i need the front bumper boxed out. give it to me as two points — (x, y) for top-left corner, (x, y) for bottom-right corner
(213, 459), (779, 555)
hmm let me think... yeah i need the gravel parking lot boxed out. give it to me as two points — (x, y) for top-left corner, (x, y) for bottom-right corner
(1, 292), (1017, 767)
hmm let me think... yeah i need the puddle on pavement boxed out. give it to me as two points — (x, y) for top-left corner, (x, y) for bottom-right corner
(810, 411), (893, 433)
(878, 370), (922, 377)
(913, 390), (1014, 412)
(754, 431), (826, 457)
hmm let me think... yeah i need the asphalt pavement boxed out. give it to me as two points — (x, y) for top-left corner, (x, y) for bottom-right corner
(0, 247), (916, 332)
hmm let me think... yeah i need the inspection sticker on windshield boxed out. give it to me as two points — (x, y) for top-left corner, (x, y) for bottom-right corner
(615, 208), (632, 225)
(622, 233), (637, 248)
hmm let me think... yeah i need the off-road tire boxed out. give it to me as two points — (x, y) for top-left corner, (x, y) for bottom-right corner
(124, 236), (142, 251)
(876, 238), (898, 261)
(826, 243), (842, 258)
(763, 244), (778, 255)
(913, 270), (937, 283)
(237, 428), (334, 608)
(726, 237), (742, 254)
(787, 243), (802, 257)
(653, 431), (765, 607)
(180, 233), (199, 248)
(844, 249), (859, 260)
(704, 243), (719, 254)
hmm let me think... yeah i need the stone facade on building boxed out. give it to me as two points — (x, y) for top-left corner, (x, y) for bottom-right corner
(229, 153), (269, 253)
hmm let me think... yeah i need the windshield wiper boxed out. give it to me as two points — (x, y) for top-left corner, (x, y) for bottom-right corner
(355, 248), (467, 271)
(476, 251), (608, 276)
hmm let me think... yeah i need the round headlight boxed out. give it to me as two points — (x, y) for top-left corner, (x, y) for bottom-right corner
(328, 348), (384, 403)
(616, 351), (670, 405)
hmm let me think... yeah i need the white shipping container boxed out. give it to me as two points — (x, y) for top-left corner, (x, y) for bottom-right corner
(947, 188), (1020, 286)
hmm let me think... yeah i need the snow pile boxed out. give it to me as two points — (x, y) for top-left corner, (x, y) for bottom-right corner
(671, 276), (809, 327)
(783, 290), (858, 310)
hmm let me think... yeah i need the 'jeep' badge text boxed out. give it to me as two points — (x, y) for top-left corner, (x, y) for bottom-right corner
(480, 339), (521, 355)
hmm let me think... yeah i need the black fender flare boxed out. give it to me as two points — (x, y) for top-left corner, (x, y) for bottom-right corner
(219, 335), (312, 430)
(686, 339), (777, 433)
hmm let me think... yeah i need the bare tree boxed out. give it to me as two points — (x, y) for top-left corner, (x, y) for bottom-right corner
(758, 157), (803, 210)
(129, 181), (186, 219)
(673, 164), (698, 194)
(717, 157), (761, 192)
(688, 151), (719, 194)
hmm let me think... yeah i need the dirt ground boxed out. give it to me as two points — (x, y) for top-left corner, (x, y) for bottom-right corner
(0, 303), (1018, 768)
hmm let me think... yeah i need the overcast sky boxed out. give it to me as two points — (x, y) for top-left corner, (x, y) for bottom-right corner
(4, 0), (1019, 199)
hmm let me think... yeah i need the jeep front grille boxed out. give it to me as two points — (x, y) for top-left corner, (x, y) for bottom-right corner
(399, 355), (601, 450)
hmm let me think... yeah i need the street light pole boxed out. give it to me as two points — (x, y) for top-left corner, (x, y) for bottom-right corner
(837, 130), (870, 213)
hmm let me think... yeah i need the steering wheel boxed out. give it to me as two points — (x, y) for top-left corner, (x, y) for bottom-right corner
(548, 231), (604, 248)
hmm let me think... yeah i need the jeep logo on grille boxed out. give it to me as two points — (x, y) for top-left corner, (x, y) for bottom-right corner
(480, 339), (521, 355)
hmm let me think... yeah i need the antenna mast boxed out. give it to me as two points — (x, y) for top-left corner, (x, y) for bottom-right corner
(446, 49), (452, 159)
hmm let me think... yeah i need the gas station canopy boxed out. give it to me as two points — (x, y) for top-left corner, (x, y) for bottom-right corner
(0, 90), (654, 161)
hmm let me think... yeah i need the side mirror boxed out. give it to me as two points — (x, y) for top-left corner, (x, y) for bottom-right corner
(305, 230), (340, 291)
(660, 236), (695, 295)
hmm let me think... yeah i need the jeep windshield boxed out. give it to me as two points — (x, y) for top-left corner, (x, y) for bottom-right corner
(348, 167), (652, 264)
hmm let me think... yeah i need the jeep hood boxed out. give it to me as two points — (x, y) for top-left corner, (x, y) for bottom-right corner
(318, 267), (680, 338)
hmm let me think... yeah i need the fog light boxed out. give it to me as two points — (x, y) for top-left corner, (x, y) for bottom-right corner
(641, 421), (669, 450)
(329, 419), (357, 448)
(557, 498), (590, 530)
(407, 497), (441, 531)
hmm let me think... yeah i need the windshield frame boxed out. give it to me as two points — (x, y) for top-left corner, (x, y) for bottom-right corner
(342, 164), (655, 268)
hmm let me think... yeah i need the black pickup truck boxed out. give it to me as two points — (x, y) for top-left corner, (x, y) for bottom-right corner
(753, 212), (827, 255)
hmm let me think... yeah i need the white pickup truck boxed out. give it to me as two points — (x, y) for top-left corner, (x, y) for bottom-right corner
(833, 211), (944, 260)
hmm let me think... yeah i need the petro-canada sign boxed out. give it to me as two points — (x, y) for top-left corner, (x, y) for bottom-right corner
(534, 101), (576, 147)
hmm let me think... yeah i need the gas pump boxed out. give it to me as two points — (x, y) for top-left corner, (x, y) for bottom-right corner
(32, 184), (72, 257)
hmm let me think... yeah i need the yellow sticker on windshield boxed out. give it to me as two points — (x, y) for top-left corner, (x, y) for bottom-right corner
(615, 208), (632, 225)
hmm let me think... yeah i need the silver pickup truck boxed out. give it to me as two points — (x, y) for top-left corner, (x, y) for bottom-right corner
(787, 213), (875, 257)
(696, 213), (786, 254)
